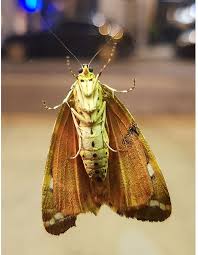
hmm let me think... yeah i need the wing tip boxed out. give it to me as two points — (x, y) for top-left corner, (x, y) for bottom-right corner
(43, 215), (77, 235)
(109, 202), (171, 222)
(118, 205), (171, 222)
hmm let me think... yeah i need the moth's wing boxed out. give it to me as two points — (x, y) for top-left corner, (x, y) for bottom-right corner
(42, 103), (97, 235)
(103, 86), (171, 221)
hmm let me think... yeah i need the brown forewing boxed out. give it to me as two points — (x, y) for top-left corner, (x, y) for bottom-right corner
(106, 95), (153, 210)
(42, 103), (97, 235)
(104, 86), (171, 221)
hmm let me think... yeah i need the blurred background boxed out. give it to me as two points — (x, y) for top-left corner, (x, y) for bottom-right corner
(2, 0), (195, 255)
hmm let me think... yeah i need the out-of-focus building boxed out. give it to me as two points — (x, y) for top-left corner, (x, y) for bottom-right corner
(2, 0), (195, 60)
(2, 0), (157, 45)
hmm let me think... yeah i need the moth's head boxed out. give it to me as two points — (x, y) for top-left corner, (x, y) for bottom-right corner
(77, 64), (97, 96)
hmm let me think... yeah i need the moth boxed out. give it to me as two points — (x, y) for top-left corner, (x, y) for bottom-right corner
(42, 36), (171, 235)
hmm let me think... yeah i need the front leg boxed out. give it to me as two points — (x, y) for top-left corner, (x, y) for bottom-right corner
(101, 102), (118, 153)
(42, 86), (74, 110)
(71, 101), (106, 125)
(102, 79), (135, 97)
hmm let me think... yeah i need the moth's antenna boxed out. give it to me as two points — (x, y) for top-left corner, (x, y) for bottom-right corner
(88, 30), (120, 66)
(98, 41), (117, 76)
(66, 56), (77, 78)
(41, 17), (82, 67)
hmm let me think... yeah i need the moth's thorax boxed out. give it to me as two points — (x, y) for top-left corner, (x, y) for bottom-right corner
(78, 78), (96, 97)
(78, 70), (97, 96)
(73, 79), (102, 114)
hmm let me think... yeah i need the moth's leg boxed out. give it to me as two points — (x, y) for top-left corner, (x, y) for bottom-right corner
(101, 102), (118, 153)
(102, 79), (135, 97)
(69, 111), (82, 159)
(104, 139), (118, 153)
(71, 111), (82, 137)
(42, 86), (74, 110)
(92, 74), (99, 92)
(101, 102), (107, 131)
(71, 104), (106, 125)
(71, 108), (88, 123)
(94, 101), (106, 123)
(70, 140), (81, 159)
(42, 101), (62, 110)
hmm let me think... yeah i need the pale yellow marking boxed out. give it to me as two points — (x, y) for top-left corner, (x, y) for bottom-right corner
(147, 164), (154, 177)
(54, 212), (64, 220)
(50, 178), (53, 190)
(149, 200), (170, 211)
(49, 218), (55, 225)
(160, 203), (166, 211)
(149, 200), (159, 207)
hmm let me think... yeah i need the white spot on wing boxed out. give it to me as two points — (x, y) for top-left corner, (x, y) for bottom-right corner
(49, 218), (55, 225)
(149, 200), (159, 207)
(50, 178), (53, 190)
(54, 212), (64, 220)
(147, 164), (154, 177)
(149, 201), (170, 211)
(160, 203), (166, 211)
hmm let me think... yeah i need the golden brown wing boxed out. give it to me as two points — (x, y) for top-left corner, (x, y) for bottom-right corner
(42, 103), (97, 235)
(103, 86), (171, 221)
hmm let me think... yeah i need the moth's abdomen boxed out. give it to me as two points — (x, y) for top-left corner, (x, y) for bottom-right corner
(80, 148), (109, 181)
(79, 125), (109, 181)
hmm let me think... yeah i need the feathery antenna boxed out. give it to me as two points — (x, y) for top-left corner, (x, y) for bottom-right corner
(98, 41), (117, 76)
(88, 30), (121, 66)
(66, 56), (77, 78)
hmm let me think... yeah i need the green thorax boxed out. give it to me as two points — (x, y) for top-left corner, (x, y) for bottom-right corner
(73, 65), (103, 116)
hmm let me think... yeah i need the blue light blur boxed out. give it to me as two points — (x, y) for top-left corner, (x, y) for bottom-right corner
(19, 0), (43, 12)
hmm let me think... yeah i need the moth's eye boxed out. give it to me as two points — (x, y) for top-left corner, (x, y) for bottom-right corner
(80, 79), (84, 82)
(78, 69), (83, 73)
(89, 68), (93, 72)
(89, 78), (93, 81)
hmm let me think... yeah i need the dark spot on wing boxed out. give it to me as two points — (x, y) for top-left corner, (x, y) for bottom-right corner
(129, 123), (139, 136)
(122, 123), (139, 146)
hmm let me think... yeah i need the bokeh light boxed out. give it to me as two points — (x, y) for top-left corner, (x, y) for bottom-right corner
(109, 24), (124, 39)
(19, 0), (43, 12)
(92, 12), (106, 27)
(99, 23), (111, 36)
